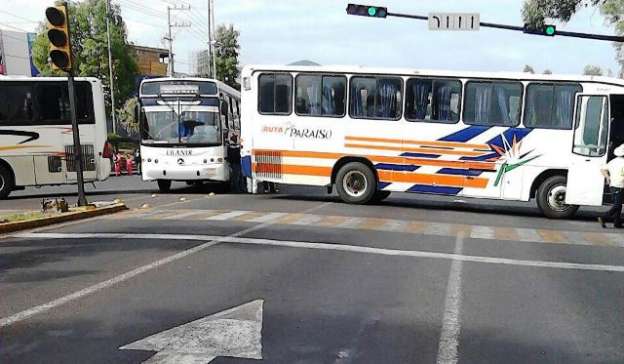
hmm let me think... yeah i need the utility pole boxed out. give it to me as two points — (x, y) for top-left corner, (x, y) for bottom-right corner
(210, 0), (217, 80)
(165, 4), (191, 77)
(207, 0), (213, 78)
(105, 0), (116, 134)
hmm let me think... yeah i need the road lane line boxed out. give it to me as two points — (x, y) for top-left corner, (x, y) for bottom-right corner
(1, 203), (331, 327)
(14, 232), (624, 274)
(249, 212), (287, 223)
(436, 234), (464, 364)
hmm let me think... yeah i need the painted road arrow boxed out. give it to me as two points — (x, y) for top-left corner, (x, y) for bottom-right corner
(120, 300), (263, 363)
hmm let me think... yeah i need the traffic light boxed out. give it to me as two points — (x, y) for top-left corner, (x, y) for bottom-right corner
(45, 4), (72, 72)
(523, 24), (556, 37)
(346, 4), (387, 18)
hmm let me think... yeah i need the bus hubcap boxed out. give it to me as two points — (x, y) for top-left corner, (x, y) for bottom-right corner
(343, 171), (367, 197)
(548, 185), (568, 211)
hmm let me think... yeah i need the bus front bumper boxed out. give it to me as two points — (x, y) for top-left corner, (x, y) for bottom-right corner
(142, 164), (228, 182)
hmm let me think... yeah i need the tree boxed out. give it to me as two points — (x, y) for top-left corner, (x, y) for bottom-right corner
(214, 24), (240, 89)
(523, 65), (536, 73)
(522, 0), (624, 74)
(32, 0), (138, 113)
(583, 64), (604, 75)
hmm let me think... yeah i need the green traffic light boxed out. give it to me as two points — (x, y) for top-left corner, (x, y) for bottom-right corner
(368, 7), (377, 16)
(545, 26), (555, 35)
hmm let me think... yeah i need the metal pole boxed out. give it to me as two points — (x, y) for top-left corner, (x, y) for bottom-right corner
(105, 0), (116, 134)
(211, 0), (217, 80)
(64, 1), (87, 206)
(167, 6), (174, 76)
(207, 0), (213, 78)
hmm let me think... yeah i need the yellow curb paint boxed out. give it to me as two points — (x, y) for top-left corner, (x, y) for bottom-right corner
(274, 213), (306, 225)
(494, 227), (519, 242)
(358, 218), (388, 230)
(537, 229), (567, 243)
(317, 215), (348, 227)
(583, 232), (614, 246)
(406, 221), (427, 234)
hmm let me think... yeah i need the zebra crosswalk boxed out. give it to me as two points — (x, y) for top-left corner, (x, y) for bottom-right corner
(109, 208), (624, 248)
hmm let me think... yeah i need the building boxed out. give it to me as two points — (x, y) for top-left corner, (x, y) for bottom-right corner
(193, 49), (212, 77)
(130, 45), (169, 77)
(0, 30), (38, 76)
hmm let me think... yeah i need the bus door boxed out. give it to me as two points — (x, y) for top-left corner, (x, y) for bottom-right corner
(566, 93), (610, 206)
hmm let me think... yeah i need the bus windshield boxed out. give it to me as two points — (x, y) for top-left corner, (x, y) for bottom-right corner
(142, 109), (221, 145)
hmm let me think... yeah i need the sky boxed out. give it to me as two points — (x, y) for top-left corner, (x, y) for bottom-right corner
(0, 0), (621, 76)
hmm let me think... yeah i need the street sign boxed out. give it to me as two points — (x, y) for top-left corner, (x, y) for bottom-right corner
(428, 13), (480, 31)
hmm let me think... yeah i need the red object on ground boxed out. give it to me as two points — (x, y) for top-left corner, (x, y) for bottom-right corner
(126, 158), (134, 175)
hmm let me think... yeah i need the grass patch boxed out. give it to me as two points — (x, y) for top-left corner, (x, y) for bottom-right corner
(0, 211), (48, 223)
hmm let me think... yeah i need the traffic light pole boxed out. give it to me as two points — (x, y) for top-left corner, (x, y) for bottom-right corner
(63, 1), (87, 207)
(67, 71), (88, 207)
(353, 6), (624, 42)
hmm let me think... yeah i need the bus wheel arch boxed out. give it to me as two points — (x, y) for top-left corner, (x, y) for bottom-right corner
(0, 159), (15, 199)
(534, 172), (579, 219)
(332, 157), (378, 204)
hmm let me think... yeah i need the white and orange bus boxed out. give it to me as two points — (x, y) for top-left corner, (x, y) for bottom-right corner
(240, 65), (624, 219)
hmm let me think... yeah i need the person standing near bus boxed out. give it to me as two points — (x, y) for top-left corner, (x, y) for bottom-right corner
(598, 144), (624, 228)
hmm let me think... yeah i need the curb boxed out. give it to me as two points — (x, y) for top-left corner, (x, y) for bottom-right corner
(0, 203), (128, 235)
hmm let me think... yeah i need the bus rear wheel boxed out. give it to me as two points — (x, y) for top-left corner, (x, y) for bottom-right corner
(0, 165), (14, 199)
(157, 179), (172, 193)
(536, 175), (579, 219)
(335, 162), (376, 204)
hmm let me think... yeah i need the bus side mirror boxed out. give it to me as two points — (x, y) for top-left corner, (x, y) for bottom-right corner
(134, 103), (140, 124)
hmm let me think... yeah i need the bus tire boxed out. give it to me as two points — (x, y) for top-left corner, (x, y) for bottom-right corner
(372, 190), (391, 203)
(536, 175), (579, 219)
(0, 164), (14, 199)
(335, 162), (377, 204)
(157, 179), (172, 193)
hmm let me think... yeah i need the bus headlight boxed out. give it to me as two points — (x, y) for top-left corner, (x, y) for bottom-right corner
(154, 159), (159, 164)
(217, 157), (223, 163)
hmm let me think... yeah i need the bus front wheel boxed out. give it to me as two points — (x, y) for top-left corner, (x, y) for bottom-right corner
(335, 162), (376, 204)
(536, 175), (579, 219)
(157, 179), (172, 193)
(0, 164), (13, 199)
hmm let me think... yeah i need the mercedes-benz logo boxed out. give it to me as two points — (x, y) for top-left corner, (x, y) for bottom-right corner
(177, 158), (184, 165)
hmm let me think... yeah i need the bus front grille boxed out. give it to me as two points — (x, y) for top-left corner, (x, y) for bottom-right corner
(65, 144), (96, 172)
(255, 151), (282, 179)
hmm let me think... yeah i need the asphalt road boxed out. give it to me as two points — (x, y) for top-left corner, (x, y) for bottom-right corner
(1, 176), (624, 363)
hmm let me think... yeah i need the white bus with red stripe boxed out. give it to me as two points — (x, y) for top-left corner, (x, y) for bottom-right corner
(0, 76), (111, 199)
(241, 65), (624, 218)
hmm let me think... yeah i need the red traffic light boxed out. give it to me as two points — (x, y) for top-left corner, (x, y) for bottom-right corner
(346, 4), (387, 18)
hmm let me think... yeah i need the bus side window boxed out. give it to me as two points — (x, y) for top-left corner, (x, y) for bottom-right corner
(405, 78), (461, 123)
(258, 73), (292, 115)
(524, 83), (581, 130)
(349, 76), (402, 120)
(463, 81), (523, 127)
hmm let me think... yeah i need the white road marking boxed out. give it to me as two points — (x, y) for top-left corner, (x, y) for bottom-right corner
(1, 203), (331, 327)
(13, 232), (624, 275)
(207, 211), (248, 221)
(120, 300), (263, 363)
(249, 212), (287, 223)
(436, 234), (464, 364)
(159, 210), (207, 220)
(469, 225), (495, 240)
(515, 228), (544, 243)
(337, 217), (365, 229)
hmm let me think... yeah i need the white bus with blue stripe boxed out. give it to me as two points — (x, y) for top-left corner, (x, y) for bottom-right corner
(241, 65), (624, 218)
